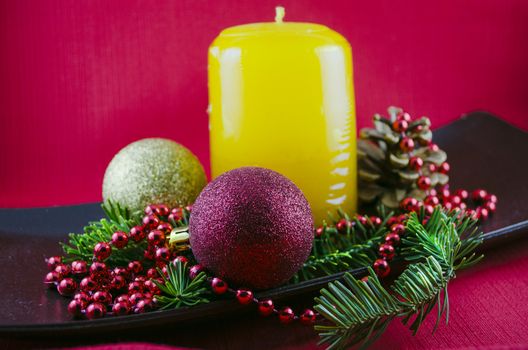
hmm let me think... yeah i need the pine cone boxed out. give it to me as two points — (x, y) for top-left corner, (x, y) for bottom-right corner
(358, 106), (449, 208)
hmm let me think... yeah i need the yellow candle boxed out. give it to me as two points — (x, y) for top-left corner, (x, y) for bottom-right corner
(208, 7), (357, 224)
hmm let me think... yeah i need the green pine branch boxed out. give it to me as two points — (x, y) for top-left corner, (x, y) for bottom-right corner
(293, 208), (393, 283)
(314, 208), (484, 350)
(153, 260), (210, 309)
(60, 200), (144, 266)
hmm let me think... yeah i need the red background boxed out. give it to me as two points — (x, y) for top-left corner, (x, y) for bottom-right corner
(1, 0), (527, 208)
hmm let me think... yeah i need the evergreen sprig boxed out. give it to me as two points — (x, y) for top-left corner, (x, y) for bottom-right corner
(60, 201), (143, 266)
(293, 208), (392, 283)
(153, 260), (210, 309)
(314, 208), (483, 350)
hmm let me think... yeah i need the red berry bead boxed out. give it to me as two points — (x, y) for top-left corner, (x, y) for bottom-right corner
(424, 195), (440, 206)
(450, 195), (462, 206)
(386, 216), (399, 227)
(378, 244), (395, 261)
(129, 292), (145, 305)
(146, 268), (159, 279)
(472, 189), (488, 203)
(417, 176), (431, 190)
(44, 271), (60, 287)
(71, 260), (88, 275)
(390, 223), (405, 235)
(154, 204), (170, 217)
(400, 137), (415, 152)
(409, 156), (423, 170)
(156, 222), (173, 234)
(46, 256), (62, 270)
(142, 215), (160, 229)
(129, 226), (146, 243)
(80, 276), (98, 292)
(144, 205), (157, 216)
(134, 298), (154, 314)
(94, 242), (112, 261)
(373, 259), (390, 278)
(144, 280), (160, 294)
(90, 262), (109, 277)
(336, 218), (349, 232)
(169, 207), (184, 222)
(458, 202), (467, 211)
(466, 209), (477, 219)
(397, 214), (408, 223)
(279, 307), (295, 324)
(429, 143), (440, 152)
(111, 231), (128, 249)
(423, 204), (433, 216)
(115, 294), (130, 305)
(485, 201), (497, 213)
(486, 194), (498, 204)
(439, 187), (451, 199)
(68, 299), (85, 317)
(111, 275), (126, 290)
(356, 215), (368, 226)
(444, 202), (453, 211)
(400, 197), (418, 211)
(128, 261), (143, 274)
(54, 264), (71, 278)
(315, 226), (324, 237)
(173, 256), (188, 265)
(258, 299), (274, 316)
(161, 266), (169, 277)
(113, 267), (129, 278)
(211, 278), (228, 294)
(189, 265), (203, 279)
(57, 278), (77, 296)
(385, 232), (401, 246)
(370, 216), (382, 226)
(426, 163), (437, 173)
(439, 162), (450, 174)
(300, 309), (316, 325)
(155, 247), (171, 262)
(128, 281), (143, 293)
(144, 247), (156, 261)
(454, 189), (469, 200)
(73, 292), (91, 307)
(398, 112), (412, 122)
(147, 230), (165, 246)
(112, 301), (131, 316)
(392, 119), (409, 132)
(236, 290), (254, 305)
(477, 207), (489, 220)
(134, 276), (147, 283)
(92, 290), (112, 305)
(85, 303), (106, 319)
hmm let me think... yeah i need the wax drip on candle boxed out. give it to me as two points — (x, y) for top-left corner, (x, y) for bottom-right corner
(275, 6), (285, 23)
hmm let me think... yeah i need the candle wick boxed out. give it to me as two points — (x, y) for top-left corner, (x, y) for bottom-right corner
(275, 6), (285, 23)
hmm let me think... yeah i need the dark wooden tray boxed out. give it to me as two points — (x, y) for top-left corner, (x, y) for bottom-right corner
(1, 112), (527, 336)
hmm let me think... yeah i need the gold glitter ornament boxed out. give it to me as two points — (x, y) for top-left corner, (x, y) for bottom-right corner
(102, 138), (207, 213)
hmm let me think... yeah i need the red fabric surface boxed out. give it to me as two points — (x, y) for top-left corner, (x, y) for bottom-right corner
(1, 0), (528, 207)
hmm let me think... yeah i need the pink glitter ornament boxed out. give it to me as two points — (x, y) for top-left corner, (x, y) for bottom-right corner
(189, 167), (313, 290)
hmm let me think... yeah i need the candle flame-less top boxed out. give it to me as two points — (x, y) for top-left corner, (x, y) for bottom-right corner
(216, 7), (348, 43)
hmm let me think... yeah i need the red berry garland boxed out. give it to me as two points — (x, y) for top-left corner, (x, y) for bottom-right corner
(44, 183), (497, 325)
(43, 204), (192, 319)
